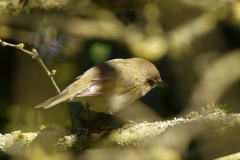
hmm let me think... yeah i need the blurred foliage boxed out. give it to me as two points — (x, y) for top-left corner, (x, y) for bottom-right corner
(0, 0), (240, 159)
(89, 42), (112, 63)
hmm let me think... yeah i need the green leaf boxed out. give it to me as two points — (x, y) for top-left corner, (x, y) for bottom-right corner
(17, 43), (24, 49)
(52, 70), (57, 75)
(32, 48), (38, 54)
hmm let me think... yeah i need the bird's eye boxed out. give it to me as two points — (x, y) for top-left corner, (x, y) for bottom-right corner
(147, 79), (155, 86)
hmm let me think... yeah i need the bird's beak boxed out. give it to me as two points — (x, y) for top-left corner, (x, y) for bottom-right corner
(158, 80), (168, 86)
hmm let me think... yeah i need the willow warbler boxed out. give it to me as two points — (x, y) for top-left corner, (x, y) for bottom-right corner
(35, 58), (164, 119)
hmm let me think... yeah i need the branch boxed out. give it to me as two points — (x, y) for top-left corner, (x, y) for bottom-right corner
(0, 0), (236, 12)
(1, 107), (240, 159)
(0, 39), (60, 93)
(0, 39), (75, 128)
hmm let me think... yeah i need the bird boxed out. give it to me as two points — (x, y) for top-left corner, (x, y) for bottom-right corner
(35, 58), (164, 123)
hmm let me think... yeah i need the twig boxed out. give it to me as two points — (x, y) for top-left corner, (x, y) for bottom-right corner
(0, 39), (76, 128)
(0, 39), (60, 93)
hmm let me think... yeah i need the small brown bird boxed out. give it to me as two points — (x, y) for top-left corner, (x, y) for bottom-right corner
(35, 58), (164, 121)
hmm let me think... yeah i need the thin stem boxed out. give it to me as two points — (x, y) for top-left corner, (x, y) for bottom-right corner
(35, 57), (61, 93)
(0, 39), (61, 93)
(0, 39), (75, 128)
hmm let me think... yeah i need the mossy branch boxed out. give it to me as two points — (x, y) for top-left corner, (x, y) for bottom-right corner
(1, 106), (240, 159)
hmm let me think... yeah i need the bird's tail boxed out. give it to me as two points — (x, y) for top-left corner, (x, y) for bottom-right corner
(35, 92), (69, 109)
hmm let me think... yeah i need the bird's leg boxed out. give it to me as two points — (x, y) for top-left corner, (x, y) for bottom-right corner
(86, 103), (94, 129)
(64, 103), (76, 132)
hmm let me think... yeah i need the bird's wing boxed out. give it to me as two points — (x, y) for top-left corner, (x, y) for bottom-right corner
(35, 92), (69, 108)
(72, 59), (140, 98)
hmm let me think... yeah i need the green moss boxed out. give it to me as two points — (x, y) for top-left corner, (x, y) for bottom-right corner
(14, 133), (24, 141)
(39, 124), (55, 131)
(39, 125), (47, 130)
(201, 103), (231, 115)
(186, 111), (200, 119)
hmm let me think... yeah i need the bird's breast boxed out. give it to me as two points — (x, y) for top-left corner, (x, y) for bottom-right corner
(82, 89), (142, 114)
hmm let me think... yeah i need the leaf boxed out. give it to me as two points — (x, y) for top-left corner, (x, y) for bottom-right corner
(17, 43), (24, 49)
